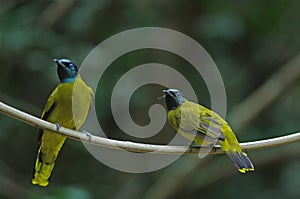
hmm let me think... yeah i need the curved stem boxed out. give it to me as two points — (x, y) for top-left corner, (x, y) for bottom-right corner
(0, 101), (299, 154)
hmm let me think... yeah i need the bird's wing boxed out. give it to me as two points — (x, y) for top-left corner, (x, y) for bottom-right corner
(179, 102), (225, 141)
(197, 111), (225, 141)
(37, 89), (58, 143)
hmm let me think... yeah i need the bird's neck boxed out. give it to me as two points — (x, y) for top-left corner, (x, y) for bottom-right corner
(61, 77), (77, 83)
(165, 96), (186, 111)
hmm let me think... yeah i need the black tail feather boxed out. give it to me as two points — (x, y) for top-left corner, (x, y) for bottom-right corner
(227, 151), (254, 173)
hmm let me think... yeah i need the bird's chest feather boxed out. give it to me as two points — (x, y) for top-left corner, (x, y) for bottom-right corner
(167, 104), (200, 129)
(47, 83), (75, 127)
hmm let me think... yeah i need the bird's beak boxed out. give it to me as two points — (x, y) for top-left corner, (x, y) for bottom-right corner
(156, 89), (168, 100)
(54, 59), (64, 68)
(163, 89), (171, 95)
(163, 89), (179, 99)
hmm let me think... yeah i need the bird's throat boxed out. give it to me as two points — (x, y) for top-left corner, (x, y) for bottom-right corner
(61, 77), (76, 83)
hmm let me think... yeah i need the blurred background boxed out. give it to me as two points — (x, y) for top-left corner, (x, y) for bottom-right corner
(1, 0), (300, 198)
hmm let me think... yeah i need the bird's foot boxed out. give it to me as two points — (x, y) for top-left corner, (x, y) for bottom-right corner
(189, 141), (202, 148)
(81, 130), (92, 141)
(189, 142), (215, 148)
(54, 123), (61, 131)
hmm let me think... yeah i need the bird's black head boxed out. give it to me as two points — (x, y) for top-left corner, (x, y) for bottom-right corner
(163, 89), (186, 111)
(54, 58), (78, 83)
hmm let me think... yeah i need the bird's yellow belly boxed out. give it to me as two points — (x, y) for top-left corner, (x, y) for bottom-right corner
(47, 103), (75, 128)
(40, 131), (67, 162)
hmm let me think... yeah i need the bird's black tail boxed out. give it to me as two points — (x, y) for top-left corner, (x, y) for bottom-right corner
(226, 151), (254, 173)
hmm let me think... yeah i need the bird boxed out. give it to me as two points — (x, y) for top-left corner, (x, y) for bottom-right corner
(32, 58), (93, 187)
(163, 88), (254, 173)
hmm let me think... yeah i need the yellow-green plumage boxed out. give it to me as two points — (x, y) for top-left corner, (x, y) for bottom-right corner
(164, 89), (254, 173)
(32, 59), (93, 187)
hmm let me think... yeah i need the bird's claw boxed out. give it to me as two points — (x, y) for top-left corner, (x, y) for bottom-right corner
(81, 130), (92, 141)
(189, 141), (215, 148)
(54, 123), (61, 131)
(189, 141), (202, 148)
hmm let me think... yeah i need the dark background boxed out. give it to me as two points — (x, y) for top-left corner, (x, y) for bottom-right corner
(0, 0), (300, 199)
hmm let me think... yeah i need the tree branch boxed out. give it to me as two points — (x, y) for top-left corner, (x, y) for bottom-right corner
(230, 53), (300, 130)
(0, 100), (299, 154)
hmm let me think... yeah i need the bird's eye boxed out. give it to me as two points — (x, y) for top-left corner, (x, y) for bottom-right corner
(69, 63), (74, 68)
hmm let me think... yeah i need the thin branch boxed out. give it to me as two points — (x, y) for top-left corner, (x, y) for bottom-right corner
(39, 0), (76, 27)
(230, 53), (300, 130)
(0, 100), (299, 154)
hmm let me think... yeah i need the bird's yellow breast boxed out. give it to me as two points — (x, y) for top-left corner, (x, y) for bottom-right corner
(46, 83), (74, 127)
(46, 75), (93, 129)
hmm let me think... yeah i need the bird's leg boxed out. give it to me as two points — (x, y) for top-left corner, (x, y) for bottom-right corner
(54, 123), (61, 131)
(81, 130), (92, 141)
(189, 141), (201, 148)
(189, 141), (215, 148)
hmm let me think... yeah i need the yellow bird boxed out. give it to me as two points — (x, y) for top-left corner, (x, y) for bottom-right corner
(163, 89), (254, 173)
(32, 59), (93, 187)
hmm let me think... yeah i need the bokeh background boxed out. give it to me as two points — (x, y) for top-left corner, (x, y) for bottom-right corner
(1, 0), (300, 199)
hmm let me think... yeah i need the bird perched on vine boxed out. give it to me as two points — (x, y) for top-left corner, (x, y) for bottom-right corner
(163, 89), (254, 173)
(32, 59), (93, 187)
